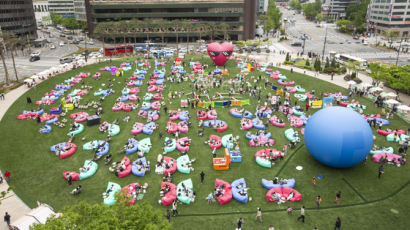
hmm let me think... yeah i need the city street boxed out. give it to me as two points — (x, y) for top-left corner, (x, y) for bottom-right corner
(0, 27), (79, 83)
(281, 8), (410, 65)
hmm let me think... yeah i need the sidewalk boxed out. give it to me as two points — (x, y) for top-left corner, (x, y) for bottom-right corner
(236, 52), (410, 105)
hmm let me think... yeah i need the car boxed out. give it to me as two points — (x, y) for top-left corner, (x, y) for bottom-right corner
(59, 42), (65, 47)
(291, 42), (302, 47)
(78, 37), (84, 41)
(363, 41), (369, 46)
(353, 35), (359, 40)
(30, 51), (41, 57)
(87, 41), (94, 45)
(67, 36), (73, 40)
(29, 56), (40, 62)
(72, 40), (80, 44)
(59, 34), (66, 38)
(59, 57), (73, 64)
(50, 44), (56, 49)
(196, 39), (205, 43)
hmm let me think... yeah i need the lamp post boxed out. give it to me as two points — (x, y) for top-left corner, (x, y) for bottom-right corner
(322, 25), (328, 61)
(302, 34), (306, 55)
(395, 37), (403, 66)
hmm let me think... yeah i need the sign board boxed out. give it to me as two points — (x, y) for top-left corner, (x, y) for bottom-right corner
(311, 100), (323, 109)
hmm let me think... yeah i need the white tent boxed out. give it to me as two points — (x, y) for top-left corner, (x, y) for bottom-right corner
(397, 105), (410, 112)
(369, 87), (383, 92)
(385, 92), (397, 98)
(360, 82), (372, 88)
(385, 99), (400, 105)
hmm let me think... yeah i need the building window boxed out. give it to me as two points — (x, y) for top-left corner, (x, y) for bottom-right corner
(393, 5), (406, 9)
(392, 11), (404, 15)
(394, 0), (406, 2)
(391, 17), (403, 21)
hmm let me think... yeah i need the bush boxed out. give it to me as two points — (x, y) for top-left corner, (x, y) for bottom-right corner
(351, 72), (357, 78)
(284, 61), (294, 65)
(305, 59), (310, 66)
(323, 67), (334, 74)
(280, 28), (285, 35)
(343, 74), (351, 81)
(340, 66), (347, 74)
(304, 65), (313, 70)
(266, 49), (270, 53)
(256, 48), (261, 53)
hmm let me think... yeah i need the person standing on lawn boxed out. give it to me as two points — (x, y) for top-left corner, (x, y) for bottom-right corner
(335, 191), (341, 205)
(200, 171), (205, 184)
(297, 206), (305, 223)
(334, 217), (341, 230)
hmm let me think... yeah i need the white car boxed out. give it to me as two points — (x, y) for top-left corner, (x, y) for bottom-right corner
(59, 42), (65, 47)
(50, 44), (56, 49)
(30, 51), (41, 57)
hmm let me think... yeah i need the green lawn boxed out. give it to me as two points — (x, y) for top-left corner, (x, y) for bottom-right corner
(0, 56), (409, 230)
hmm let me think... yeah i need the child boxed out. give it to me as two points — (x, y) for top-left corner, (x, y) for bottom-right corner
(287, 206), (293, 215)
(312, 177), (316, 186)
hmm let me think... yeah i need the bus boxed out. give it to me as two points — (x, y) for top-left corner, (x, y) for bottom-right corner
(335, 54), (368, 70)
(104, 45), (133, 56)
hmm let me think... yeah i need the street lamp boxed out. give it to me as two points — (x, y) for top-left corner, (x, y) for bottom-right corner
(302, 34), (307, 55)
(322, 25), (328, 61)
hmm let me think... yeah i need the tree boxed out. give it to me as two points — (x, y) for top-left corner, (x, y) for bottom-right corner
(0, 186), (13, 205)
(0, 32), (19, 81)
(219, 23), (229, 40)
(331, 58), (337, 68)
(31, 201), (171, 229)
(336, 20), (353, 33)
(50, 13), (63, 25)
(383, 31), (399, 48)
(316, 13), (323, 23)
(184, 22), (194, 53)
(0, 34), (10, 85)
(285, 52), (290, 61)
(305, 59), (310, 66)
(314, 58), (321, 71)
(303, 0), (321, 20)
(368, 62), (386, 85)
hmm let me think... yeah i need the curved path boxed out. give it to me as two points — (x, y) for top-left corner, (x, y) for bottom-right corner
(0, 54), (408, 229)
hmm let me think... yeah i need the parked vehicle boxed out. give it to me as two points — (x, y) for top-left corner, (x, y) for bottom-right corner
(29, 56), (40, 62)
(59, 57), (73, 64)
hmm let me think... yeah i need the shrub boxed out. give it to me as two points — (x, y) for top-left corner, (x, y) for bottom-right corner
(340, 66), (347, 74)
(284, 61), (294, 65)
(305, 59), (310, 66)
(351, 72), (357, 78)
(304, 65), (313, 70)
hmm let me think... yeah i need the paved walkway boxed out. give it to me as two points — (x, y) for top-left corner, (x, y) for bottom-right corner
(0, 53), (408, 229)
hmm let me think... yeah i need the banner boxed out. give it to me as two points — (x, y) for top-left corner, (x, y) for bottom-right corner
(311, 100), (323, 109)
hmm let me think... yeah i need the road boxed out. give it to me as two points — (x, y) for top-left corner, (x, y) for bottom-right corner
(0, 27), (79, 83)
(281, 8), (410, 66)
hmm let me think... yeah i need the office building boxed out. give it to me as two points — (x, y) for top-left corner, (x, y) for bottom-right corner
(48, 0), (75, 17)
(323, 0), (360, 19)
(74, 0), (87, 21)
(258, 0), (269, 13)
(33, 0), (51, 26)
(0, 0), (37, 38)
(367, 0), (410, 37)
(87, 0), (256, 41)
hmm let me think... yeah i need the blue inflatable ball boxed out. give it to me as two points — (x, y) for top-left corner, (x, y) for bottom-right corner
(304, 106), (373, 168)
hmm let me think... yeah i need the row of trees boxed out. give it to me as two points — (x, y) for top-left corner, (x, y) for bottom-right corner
(93, 19), (233, 53)
(261, 0), (283, 35)
(336, 0), (370, 33)
(368, 63), (410, 93)
(50, 14), (87, 31)
(302, 0), (322, 21)
(289, 0), (302, 11)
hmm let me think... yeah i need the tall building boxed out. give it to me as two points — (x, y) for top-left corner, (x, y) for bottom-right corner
(48, 0), (75, 17)
(323, 0), (360, 19)
(33, 0), (51, 26)
(0, 0), (37, 38)
(367, 0), (410, 37)
(258, 0), (269, 13)
(74, 0), (87, 21)
(87, 0), (256, 41)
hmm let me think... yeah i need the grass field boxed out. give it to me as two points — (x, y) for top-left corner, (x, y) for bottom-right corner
(0, 56), (409, 230)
